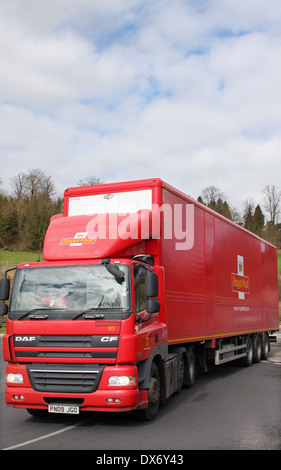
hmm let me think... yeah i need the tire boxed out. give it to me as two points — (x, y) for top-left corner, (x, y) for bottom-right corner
(253, 334), (262, 363)
(177, 353), (185, 392)
(261, 333), (270, 360)
(241, 335), (254, 367)
(27, 408), (47, 417)
(137, 362), (161, 421)
(184, 347), (196, 388)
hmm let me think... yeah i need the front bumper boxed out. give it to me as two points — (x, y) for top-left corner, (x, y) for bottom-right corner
(5, 363), (148, 412)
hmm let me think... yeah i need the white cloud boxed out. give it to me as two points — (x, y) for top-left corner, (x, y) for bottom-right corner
(0, 0), (281, 215)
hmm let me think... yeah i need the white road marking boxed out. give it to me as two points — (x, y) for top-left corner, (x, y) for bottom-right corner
(2, 416), (92, 450)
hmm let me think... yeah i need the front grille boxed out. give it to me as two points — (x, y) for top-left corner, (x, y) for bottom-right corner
(27, 363), (105, 393)
(32, 335), (105, 347)
(14, 334), (119, 360)
(16, 351), (116, 359)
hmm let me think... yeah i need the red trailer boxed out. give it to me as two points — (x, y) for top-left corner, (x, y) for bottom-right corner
(1, 178), (279, 420)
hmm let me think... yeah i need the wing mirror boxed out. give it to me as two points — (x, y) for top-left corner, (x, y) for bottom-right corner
(0, 277), (10, 301)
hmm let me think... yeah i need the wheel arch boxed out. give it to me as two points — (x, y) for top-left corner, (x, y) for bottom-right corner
(137, 343), (168, 389)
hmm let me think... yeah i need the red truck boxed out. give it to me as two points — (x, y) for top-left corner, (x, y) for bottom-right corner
(1, 178), (279, 420)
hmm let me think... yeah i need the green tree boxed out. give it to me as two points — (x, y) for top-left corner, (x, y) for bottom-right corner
(243, 199), (255, 232)
(253, 204), (265, 236)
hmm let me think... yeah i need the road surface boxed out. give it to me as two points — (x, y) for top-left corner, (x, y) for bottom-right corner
(1, 332), (280, 451)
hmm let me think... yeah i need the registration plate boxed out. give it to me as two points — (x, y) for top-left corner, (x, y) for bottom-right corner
(48, 404), (79, 415)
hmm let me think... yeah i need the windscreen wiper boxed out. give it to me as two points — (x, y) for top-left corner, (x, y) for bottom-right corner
(72, 308), (105, 320)
(18, 307), (62, 320)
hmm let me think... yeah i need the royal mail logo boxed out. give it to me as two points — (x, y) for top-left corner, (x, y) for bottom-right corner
(60, 232), (96, 246)
(232, 273), (250, 293)
(103, 193), (114, 200)
(232, 255), (250, 299)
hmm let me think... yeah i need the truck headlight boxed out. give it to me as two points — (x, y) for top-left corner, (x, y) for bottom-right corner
(108, 376), (136, 386)
(7, 373), (24, 384)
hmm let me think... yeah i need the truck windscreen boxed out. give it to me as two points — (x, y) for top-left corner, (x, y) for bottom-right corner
(9, 264), (130, 317)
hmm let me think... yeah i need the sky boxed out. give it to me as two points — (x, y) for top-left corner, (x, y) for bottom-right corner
(1, 0), (281, 216)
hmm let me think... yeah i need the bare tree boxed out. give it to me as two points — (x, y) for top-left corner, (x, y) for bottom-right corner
(11, 169), (56, 200)
(41, 174), (56, 199)
(262, 185), (281, 225)
(7, 169), (57, 250)
(25, 169), (51, 199)
(200, 186), (225, 208)
(10, 172), (27, 199)
(77, 176), (103, 186)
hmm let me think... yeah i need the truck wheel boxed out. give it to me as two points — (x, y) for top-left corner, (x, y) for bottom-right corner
(241, 335), (254, 367)
(138, 362), (161, 421)
(184, 347), (196, 388)
(177, 353), (185, 391)
(253, 334), (262, 363)
(27, 408), (47, 417)
(261, 333), (270, 360)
